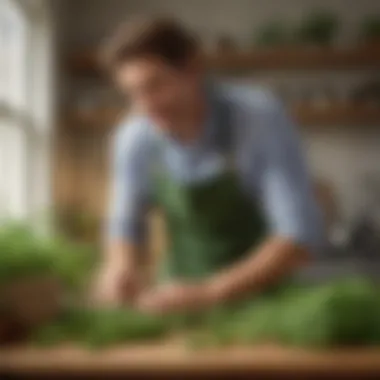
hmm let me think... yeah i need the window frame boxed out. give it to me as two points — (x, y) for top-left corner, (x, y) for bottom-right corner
(0, 0), (53, 223)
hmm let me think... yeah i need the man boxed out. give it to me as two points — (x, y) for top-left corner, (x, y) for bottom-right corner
(95, 18), (323, 314)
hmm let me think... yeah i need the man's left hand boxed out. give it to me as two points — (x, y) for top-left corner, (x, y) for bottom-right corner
(137, 283), (215, 314)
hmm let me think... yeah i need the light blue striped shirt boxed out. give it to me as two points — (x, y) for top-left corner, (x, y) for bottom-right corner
(107, 82), (324, 254)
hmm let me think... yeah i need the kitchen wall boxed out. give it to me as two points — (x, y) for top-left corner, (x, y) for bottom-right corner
(56, 0), (380, 224)
(57, 0), (379, 49)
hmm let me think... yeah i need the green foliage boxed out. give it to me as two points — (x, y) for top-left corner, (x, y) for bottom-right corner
(255, 21), (289, 47)
(361, 15), (380, 41)
(0, 225), (52, 284)
(2, 226), (379, 350)
(29, 276), (380, 350)
(32, 307), (169, 349)
(0, 223), (97, 291)
(275, 278), (378, 347)
(187, 278), (380, 350)
(294, 10), (339, 45)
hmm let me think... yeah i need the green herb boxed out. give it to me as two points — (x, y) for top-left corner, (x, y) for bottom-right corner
(294, 10), (339, 46)
(0, 223), (96, 291)
(186, 278), (380, 349)
(255, 21), (289, 47)
(32, 307), (169, 349)
(360, 15), (380, 41)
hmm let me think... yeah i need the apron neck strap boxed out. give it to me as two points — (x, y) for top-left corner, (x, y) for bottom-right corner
(151, 90), (236, 164)
(215, 94), (235, 165)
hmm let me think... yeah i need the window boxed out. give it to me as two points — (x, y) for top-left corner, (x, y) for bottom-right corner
(0, 0), (52, 222)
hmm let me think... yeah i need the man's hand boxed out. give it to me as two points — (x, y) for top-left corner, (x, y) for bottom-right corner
(92, 260), (139, 307)
(137, 283), (215, 315)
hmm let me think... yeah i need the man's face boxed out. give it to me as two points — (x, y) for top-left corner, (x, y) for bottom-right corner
(116, 57), (200, 132)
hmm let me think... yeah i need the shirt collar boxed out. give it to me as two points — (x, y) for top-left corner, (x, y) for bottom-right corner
(161, 78), (220, 151)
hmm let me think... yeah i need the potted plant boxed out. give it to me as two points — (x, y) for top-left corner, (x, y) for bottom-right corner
(294, 10), (339, 47)
(360, 15), (380, 47)
(255, 21), (289, 48)
(0, 223), (95, 344)
(216, 35), (238, 54)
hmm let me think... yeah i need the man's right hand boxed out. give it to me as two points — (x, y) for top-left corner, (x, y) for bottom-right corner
(92, 258), (140, 307)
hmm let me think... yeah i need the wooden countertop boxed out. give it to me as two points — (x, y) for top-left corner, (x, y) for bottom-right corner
(2, 343), (380, 377)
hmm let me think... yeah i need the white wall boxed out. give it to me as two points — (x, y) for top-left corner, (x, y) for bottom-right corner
(58, 0), (380, 223)
(59, 0), (380, 49)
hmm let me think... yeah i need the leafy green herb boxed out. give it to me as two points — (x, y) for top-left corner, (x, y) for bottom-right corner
(33, 307), (169, 349)
(294, 10), (339, 45)
(360, 16), (380, 41)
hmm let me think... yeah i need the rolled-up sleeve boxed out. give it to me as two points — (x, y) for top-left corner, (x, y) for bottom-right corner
(256, 101), (324, 254)
(105, 118), (150, 244)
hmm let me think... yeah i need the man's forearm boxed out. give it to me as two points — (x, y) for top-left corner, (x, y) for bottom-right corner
(106, 239), (153, 286)
(105, 239), (140, 269)
(94, 238), (149, 304)
(205, 236), (310, 304)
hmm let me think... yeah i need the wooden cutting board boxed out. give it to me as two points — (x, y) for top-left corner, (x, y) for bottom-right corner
(1, 343), (380, 376)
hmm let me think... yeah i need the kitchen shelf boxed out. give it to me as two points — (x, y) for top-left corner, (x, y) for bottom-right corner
(63, 104), (380, 129)
(293, 103), (380, 127)
(67, 46), (380, 76)
(208, 46), (380, 72)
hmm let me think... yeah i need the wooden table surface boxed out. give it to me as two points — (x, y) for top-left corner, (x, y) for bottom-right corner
(2, 343), (380, 378)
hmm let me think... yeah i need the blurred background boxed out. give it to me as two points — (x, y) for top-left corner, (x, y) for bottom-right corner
(1, 0), (380, 270)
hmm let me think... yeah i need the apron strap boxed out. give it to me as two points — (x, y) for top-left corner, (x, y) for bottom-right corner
(151, 91), (237, 173)
(215, 94), (236, 170)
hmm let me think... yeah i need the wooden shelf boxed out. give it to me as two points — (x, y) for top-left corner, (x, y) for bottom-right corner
(207, 46), (380, 72)
(293, 103), (380, 127)
(63, 104), (380, 129)
(67, 46), (380, 76)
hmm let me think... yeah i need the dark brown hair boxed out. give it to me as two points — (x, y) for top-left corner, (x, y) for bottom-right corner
(100, 17), (199, 73)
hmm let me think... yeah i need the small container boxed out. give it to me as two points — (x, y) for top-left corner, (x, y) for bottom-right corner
(216, 35), (238, 54)
(0, 275), (63, 333)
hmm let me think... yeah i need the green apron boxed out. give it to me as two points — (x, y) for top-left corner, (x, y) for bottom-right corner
(152, 95), (268, 283)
